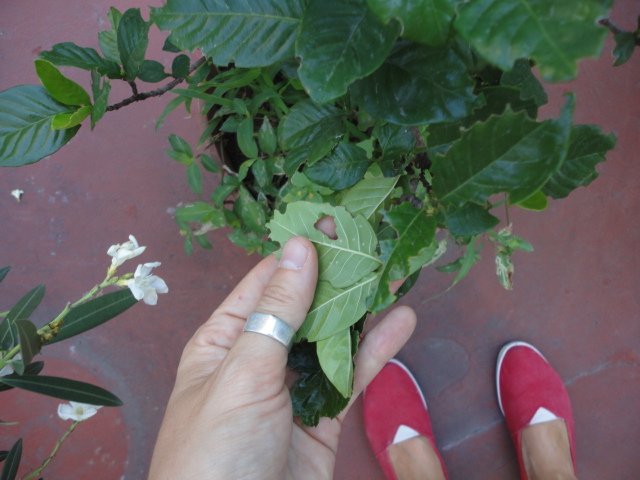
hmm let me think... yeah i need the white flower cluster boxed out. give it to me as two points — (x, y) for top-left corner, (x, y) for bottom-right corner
(107, 235), (168, 305)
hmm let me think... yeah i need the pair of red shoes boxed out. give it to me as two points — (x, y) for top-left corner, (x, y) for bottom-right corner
(364, 341), (576, 480)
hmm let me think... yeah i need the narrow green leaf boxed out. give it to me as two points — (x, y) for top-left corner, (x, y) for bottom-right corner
(305, 143), (371, 190)
(366, 0), (458, 46)
(0, 439), (21, 480)
(98, 8), (124, 64)
(200, 154), (220, 173)
(171, 54), (190, 79)
(46, 290), (138, 345)
(194, 234), (213, 250)
(268, 202), (381, 288)
(455, 0), (613, 82)
(151, 0), (307, 67)
(258, 118), (277, 155)
(368, 203), (437, 313)
(170, 89), (233, 109)
(186, 162), (203, 196)
(34, 60), (91, 106)
(39, 42), (121, 79)
(542, 124), (617, 199)
(184, 236), (193, 256)
(155, 96), (187, 130)
(350, 41), (478, 125)
(0, 376), (122, 407)
(15, 320), (41, 367)
(514, 190), (548, 211)
(340, 176), (400, 224)
(117, 8), (150, 81)
(168, 134), (193, 156)
(6, 285), (45, 324)
(0, 362), (45, 393)
(138, 60), (168, 83)
(51, 105), (92, 130)
(0, 267), (10, 284)
(296, 0), (400, 103)
(613, 32), (636, 66)
(237, 117), (258, 158)
(90, 70), (110, 130)
(316, 328), (353, 398)
(297, 275), (377, 341)
(444, 203), (500, 236)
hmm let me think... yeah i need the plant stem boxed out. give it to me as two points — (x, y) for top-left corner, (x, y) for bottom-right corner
(21, 421), (80, 480)
(107, 57), (207, 112)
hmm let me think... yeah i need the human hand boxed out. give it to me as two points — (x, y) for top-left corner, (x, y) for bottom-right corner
(149, 236), (416, 479)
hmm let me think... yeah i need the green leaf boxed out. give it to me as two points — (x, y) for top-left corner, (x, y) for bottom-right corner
(297, 275), (376, 341)
(155, 96), (187, 130)
(366, 0), (458, 45)
(117, 8), (150, 81)
(98, 8), (124, 64)
(151, 0), (307, 67)
(162, 38), (182, 53)
(340, 176), (400, 225)
(51, 105), (92, 130)
(186, 162), (203, 196)
(613, 32), (636, 66)
(296, 0), (400, 103)
(455, 0), (613, 82)
(138, 60), (168, 83)
(280, 100), (344, 150)
(34, 60), (91, 106)
(90, 70), (110, 130)
(377, 123), (416, 161)
(289, 341), (350, 427)
(350, 41), (478, 125)
(432, 99), (574, 207)
(501, 59), (548, 106)
(200, 154), (220, 173)
(233, 187), (268, 235)
(6, 284), (45, 325)
(39, 42), (121, 79)
(46, 290), (138, 345)
(269, 202), (380, 288)
(237, 117), (258, 158)
(15, 320), (41, 368)
(0, 266), (10, 284)
(305, 143), (371, 190)
(0, 362), (45, 393)
(175, 202), (226, 231)
(168, 133), (193, 156)
(194, 234), (213, 250)
(542, 124), (617, 199)
(258, 118), (277, 155)
(444, 203), (500, 236)
(316, 328), (353, 398)
(0, 439), (21, 480)
(171, 54), (191, 79)
(368, 203), (437, 313)
(514, 190), (548, 211)
(437, 237), (482, 290)
(0, 375), (122, 407)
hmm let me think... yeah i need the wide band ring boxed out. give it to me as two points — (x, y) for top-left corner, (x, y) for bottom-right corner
(243, 312), (295, 350)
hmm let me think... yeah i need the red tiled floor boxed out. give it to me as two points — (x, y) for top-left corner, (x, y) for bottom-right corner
(2, 1), (639, 479)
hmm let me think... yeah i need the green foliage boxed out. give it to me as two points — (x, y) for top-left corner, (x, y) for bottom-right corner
(0, 0), (625, 427)
(0, 439), (21, 480)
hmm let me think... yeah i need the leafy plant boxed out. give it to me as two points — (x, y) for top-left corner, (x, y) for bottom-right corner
(1, 0), (634, 426)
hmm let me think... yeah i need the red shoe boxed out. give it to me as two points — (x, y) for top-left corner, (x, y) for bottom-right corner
(496, 341), (577, 480)
(363, 359), (448, 480)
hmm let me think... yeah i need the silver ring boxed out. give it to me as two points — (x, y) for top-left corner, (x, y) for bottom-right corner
(243, 312), (295, 350)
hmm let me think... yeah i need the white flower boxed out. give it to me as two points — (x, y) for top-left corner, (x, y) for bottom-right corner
(107, 235), (146, 267)
(0, 354), (22, 376)
(127, 262), (168, 305)
(57, 401), (102, 421)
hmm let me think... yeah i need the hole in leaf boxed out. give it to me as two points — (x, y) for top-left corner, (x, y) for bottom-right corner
(314, 215), (337, 240)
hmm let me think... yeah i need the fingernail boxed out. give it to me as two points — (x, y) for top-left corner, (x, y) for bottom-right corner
(280, 237), (310, 270)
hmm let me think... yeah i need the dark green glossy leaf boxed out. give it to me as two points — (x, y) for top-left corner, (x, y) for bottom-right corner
(542, 124), (616, 199)
(280, 100), (344, 150)
(472, 86), (538, 122)
(316, 328), (353, 398)
(51, 105), (92, 130)
(171, 54), (190, 79)
(0, 375), (122, 407)
(15, 320), (41, 368)
(162, 38), (182, 53)
(186, 162), (203, 196)
(444, 203), (500, 236)
(0, 85), (79, 167)
(395, 268), (421, 300)
(501, 59), (548, 106)
(366, 0), (458, 45)
(98, 8), (123, 64)
(305, 143), (371, 190)
(0, 438), (21, 480)
(39, 42), (121, 79)
(258, 118), (277, 155)
(455, 0), (612, 82)
(46, 290), (138, 345)
(90, 70), (110, 130)
(0, 362), (45, 393)
(117, 8), (150, 81)
(138, 60), (168, 83)
(296, 0), (400, 103)
(237, 117), (258, 158)
(613, 32), (636, 66)
(514, 190), (548, 211)
(34, 60), (91, 106)
(350, 41), (478, 125)
(151, 0), (307, 67)
(0, 451), (6, 462)
(432, 97), (574, 206)
(368, 203), (437, 313)
(0, 267), (10, 284)
(376, 123), (415, 161)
